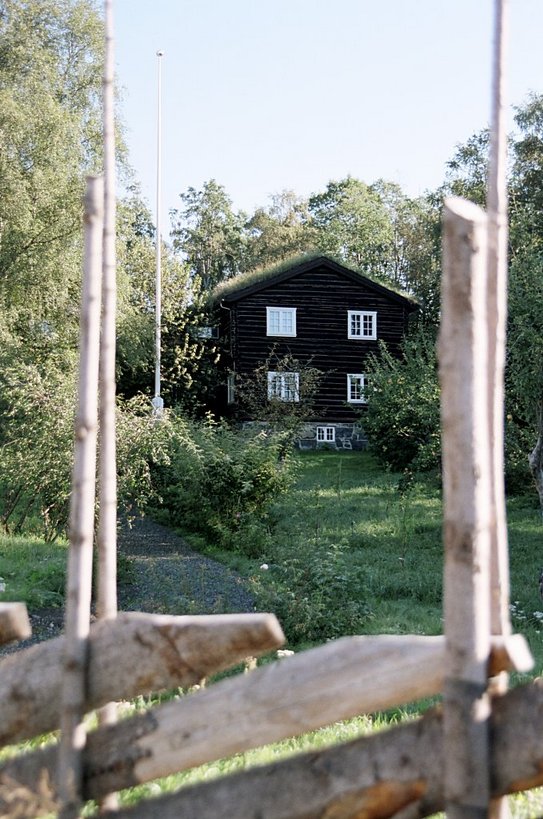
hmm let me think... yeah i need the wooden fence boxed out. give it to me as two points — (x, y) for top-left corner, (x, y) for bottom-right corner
(2, 1), (542, 816)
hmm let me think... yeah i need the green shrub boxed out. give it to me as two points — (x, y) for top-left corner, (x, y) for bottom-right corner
(251, 542), (374, 643)
(154, 418), (295, 554)
(504, 414), (537, 496)
(0, 373), (178, 539)
(363, 333), (441, 473)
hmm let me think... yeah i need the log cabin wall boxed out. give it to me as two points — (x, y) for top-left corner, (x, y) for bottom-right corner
(218, 258), (416, 441)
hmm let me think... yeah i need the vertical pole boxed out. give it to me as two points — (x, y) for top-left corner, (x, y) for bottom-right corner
(58, 176), (104, 819)
(97, 0), (118, 810)
(152, 50), (164, 417)
(440, 197), (491, 819)
(487, 2), (511, 815)
(487, 0), (510, 640)
(98, 0), (117, 627)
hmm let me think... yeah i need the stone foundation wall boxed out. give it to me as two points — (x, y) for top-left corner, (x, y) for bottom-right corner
(296, 423), (367, 451)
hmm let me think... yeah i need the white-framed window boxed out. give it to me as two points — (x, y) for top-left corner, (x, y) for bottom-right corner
(348, 310), (377, 340)
(267, 371), (300, 402)
(196, 326), (219, 339)
(227, 373), (235, 404)
(347, 373), (367, 404)
(266, 306), (297, 337)
(317, 426), (335, 443)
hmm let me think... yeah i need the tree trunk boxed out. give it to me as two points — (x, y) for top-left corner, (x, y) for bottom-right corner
(528, 409), (543, 512)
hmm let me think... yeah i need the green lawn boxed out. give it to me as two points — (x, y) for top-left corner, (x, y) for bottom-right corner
(2, 449), (543, 815)
(0, 533), (67, 609)
(200, 450), (543, 674)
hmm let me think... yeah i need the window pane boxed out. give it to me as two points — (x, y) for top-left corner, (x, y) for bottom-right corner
(269, 311), (280, 334)
(348, 374), (366, 401)
(350, 313), (361, 336)
(283, 373), (297, 401)
(281, 311), (292, 334)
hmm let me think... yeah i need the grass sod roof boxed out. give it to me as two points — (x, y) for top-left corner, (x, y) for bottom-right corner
(210, 252), (419, 308)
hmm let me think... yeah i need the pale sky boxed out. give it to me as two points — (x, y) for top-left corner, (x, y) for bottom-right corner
(113, 0), (542, 237)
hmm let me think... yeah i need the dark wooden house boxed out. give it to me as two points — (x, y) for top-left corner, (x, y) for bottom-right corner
(213, 255), (417, 449)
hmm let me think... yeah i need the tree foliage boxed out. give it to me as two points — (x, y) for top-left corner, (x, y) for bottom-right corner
(242, 190), (316, 272)
(151, 416), (296, 556)
(363, 333), (441, 474)
(0, 0), (104, 350)
(308, 177), (394, 276)
(170, 179), (245, 293)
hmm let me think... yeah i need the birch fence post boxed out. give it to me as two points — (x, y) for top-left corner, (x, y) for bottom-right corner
(440, 197), (492, 818)
(486, 2), (511, 816)
(97, 6), (119, 805)
(57, 175), (104, 819)
(487, 0), (510, 644)
(98, 0), (117, 633)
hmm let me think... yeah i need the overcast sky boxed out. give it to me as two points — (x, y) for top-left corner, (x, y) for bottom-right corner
(113, 0), (543, 236)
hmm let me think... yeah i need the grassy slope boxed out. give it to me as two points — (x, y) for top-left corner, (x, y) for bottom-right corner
(0, 534), (67, 609)
(2, 451), (543, 814)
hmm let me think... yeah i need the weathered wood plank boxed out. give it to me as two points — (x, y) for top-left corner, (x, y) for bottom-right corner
(101, 712), (442, 819)
(5, 679), (543, 819)
(440, 196), (492, 818)
(0, 603), (31, 646)
(0, 633), (529, 814)
(0, 612), (284, 746)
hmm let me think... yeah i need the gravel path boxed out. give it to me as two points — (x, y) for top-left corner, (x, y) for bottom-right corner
(117, 516), (255, 615)
(1, 517), (254, 654)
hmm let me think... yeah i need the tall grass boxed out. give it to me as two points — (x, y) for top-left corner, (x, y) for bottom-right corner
(2, 450), (543, 814)
(0, 533), (67, 609)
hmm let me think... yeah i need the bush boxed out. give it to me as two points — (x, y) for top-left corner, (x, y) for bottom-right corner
(250, 542), (374, 643)
(154, 418), (296, 555)
(363, 332), (441, 473)
(504, 414), (537, 496)
(0, 369), (177, 539)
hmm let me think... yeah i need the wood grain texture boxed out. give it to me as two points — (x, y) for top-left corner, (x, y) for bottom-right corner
(4, 671), (543, 818)
(0, 612), (284, 746)
(440, 196), (492, 817)
(0, 603), (31, 646)
(57, 175), (104, 818)
(5, 679), (543, 819)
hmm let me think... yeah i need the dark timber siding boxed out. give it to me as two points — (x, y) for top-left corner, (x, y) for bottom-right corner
(224, 263), (412, 422)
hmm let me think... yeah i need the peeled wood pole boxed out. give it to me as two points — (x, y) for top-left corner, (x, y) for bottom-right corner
(0, 634), (492, 811)
(6, 674), (543, 819)
(97, 7), (118, 804)
(98, 0), (117, 629)
(57, 176), (104, 819)
(487, 0), (510, 642)
(0, 612), (285, 747)
(0, 603), (31, 646)
(440, 198), (492, 817)
(487, 3), (511, 816)
(98, 680), (543, 819)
